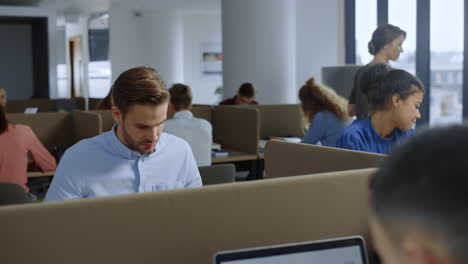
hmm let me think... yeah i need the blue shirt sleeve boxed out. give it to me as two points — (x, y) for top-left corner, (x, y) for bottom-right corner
(301, 112), (325, 144)
(182, 141), (203, 188)
(44, 148), (86, 202)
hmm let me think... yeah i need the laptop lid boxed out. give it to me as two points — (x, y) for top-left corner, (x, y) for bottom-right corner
(214, 236), (368, 264)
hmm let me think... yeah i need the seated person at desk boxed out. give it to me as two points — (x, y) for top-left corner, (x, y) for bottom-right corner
(0, 91), (57, 195)
(220, 82), (259, 105)
(45, 67), (202, 202)
(298, 78), (349, 147)
(336, 64), (424, 154)
(164, 83), (212, 166)
(370, 125), (468, 264)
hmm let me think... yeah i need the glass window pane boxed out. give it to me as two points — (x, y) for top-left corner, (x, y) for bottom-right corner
(355, 0), (377, 65)
(388, 0), (416, 75)
(430, 0), (464, 126)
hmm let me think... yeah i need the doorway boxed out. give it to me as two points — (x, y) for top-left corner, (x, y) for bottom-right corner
(68, 35), (82, 98)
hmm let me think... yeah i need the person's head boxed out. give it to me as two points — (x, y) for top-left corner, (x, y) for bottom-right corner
(298, 78), (349, 122)
(369, 24), (406, 61)
(0, 88), (6, 106)
(111, 66), (170, 155)
(168, 83), (192, 117)
(370, 124), (468, 264)
(360, 64), (424, 131)
(236, 82), (256, 105)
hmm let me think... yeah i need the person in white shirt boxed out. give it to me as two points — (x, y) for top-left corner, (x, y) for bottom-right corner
(164, 84), (212, 166)
(45, 67), (202, 201)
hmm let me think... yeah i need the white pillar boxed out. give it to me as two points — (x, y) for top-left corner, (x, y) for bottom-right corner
(109, 7), (184, 85)
(222, 0), (297, 104)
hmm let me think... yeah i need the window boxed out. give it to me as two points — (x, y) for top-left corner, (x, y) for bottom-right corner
(430, 0), (464, 125)
(355, 0), (377, 65)
(388, 0), (417, 75)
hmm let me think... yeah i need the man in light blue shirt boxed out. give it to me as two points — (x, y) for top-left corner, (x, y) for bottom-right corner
(164, 84), (212, 166)
(45, 67), (202, 201)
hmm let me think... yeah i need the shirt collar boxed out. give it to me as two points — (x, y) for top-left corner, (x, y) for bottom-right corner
(173, 110), (193, 119)
(107, 124), (165, 160)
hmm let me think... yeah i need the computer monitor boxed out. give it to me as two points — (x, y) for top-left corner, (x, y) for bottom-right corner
(214, 236), (368, 264)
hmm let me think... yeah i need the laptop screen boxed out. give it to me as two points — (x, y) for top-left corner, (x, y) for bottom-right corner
(214, 236), (367, 264)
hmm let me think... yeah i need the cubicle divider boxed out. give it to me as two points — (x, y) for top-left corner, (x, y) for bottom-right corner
(212, 106), (260, 163)
(251, 104), (306, 139)
(7, 111), (104, 151)
(8, 112), (75, 151)
(6, 98), (86, 113)
(89, 110), (115, 132)
(0, 168), (375, 264)
(264, 140), (386, 179)
(191, 104), (213, 123)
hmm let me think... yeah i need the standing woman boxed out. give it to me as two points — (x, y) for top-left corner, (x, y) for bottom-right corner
(0, 90), (57, 194)
(349, 24), (406, 119)
(336, 64), (424, 154)
(299, 78), (350, 147)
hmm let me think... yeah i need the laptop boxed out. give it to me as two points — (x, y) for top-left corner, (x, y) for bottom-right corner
(214, 236), (368, 264)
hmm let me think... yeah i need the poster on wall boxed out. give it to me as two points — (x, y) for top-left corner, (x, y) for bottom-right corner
(202, 41), (222, 77)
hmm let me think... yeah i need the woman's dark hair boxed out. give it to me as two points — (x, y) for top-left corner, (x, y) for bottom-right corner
(0, 104), (8, 134)
(360, 64), (424, 111)
(368, 24), (406, 55)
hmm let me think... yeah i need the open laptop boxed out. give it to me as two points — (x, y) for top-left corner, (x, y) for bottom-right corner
(214, 236), (368, 264)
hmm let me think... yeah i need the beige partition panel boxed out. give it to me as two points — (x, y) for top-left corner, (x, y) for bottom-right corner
(0, 168), (375, 264)
(7, 112), (75, 150)
(89, 110), (115, 133)
(252, 104), (305, 138)
(264, 140), (386, 178)
(191, 105), (213, 123)
(72, 111), (102, 141)
(212, 106), (260, 155)
(6, 99), (56, 113)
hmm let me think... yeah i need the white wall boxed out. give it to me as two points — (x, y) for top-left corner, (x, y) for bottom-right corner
(222, 0), (297, 104)
(109, 5), (222, 104)
(0, 6), (58, 98)
(295, 0), (344, 89)
(182, 11), (222, 104)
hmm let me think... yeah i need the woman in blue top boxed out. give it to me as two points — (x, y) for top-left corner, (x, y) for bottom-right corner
(299, 78), (349, 147)
(336, 64), (424, 154)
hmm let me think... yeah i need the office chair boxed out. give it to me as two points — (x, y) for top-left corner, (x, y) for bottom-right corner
(199, 164), (236, 185)
(0, 182), (31, 206)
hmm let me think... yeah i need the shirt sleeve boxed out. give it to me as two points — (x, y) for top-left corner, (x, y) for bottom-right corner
(44, 148), (86, 202)
(301, 113), (324, 144)
(25, 126), (57, 172)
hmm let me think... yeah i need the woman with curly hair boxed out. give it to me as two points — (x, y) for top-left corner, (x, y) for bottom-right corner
(299, 78), (350, 147)
(337, 64), (424, 154)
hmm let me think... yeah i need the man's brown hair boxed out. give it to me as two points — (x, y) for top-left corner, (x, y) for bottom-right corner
(169, 83), (192, 111)
(112, 67), (170, 116)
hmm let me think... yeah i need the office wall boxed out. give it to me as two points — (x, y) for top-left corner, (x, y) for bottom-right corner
(0, 24), (33, 99)
(222, 0), (297, 104)
(295, 0), (344, 87)
(109, 6), (222, 104)
(222, 0), (344, 104)
(0, 6), (58, 98)
(182, 12), (222, 104)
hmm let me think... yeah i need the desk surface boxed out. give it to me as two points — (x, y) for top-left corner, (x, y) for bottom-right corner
(27, 170), (55, 178)
(212, 149), (257, 163)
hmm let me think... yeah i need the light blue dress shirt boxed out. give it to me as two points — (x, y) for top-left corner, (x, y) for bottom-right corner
(163, 110), (212, 166)
(44, 126), (202, 202)
(301, 111), (346, 147)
